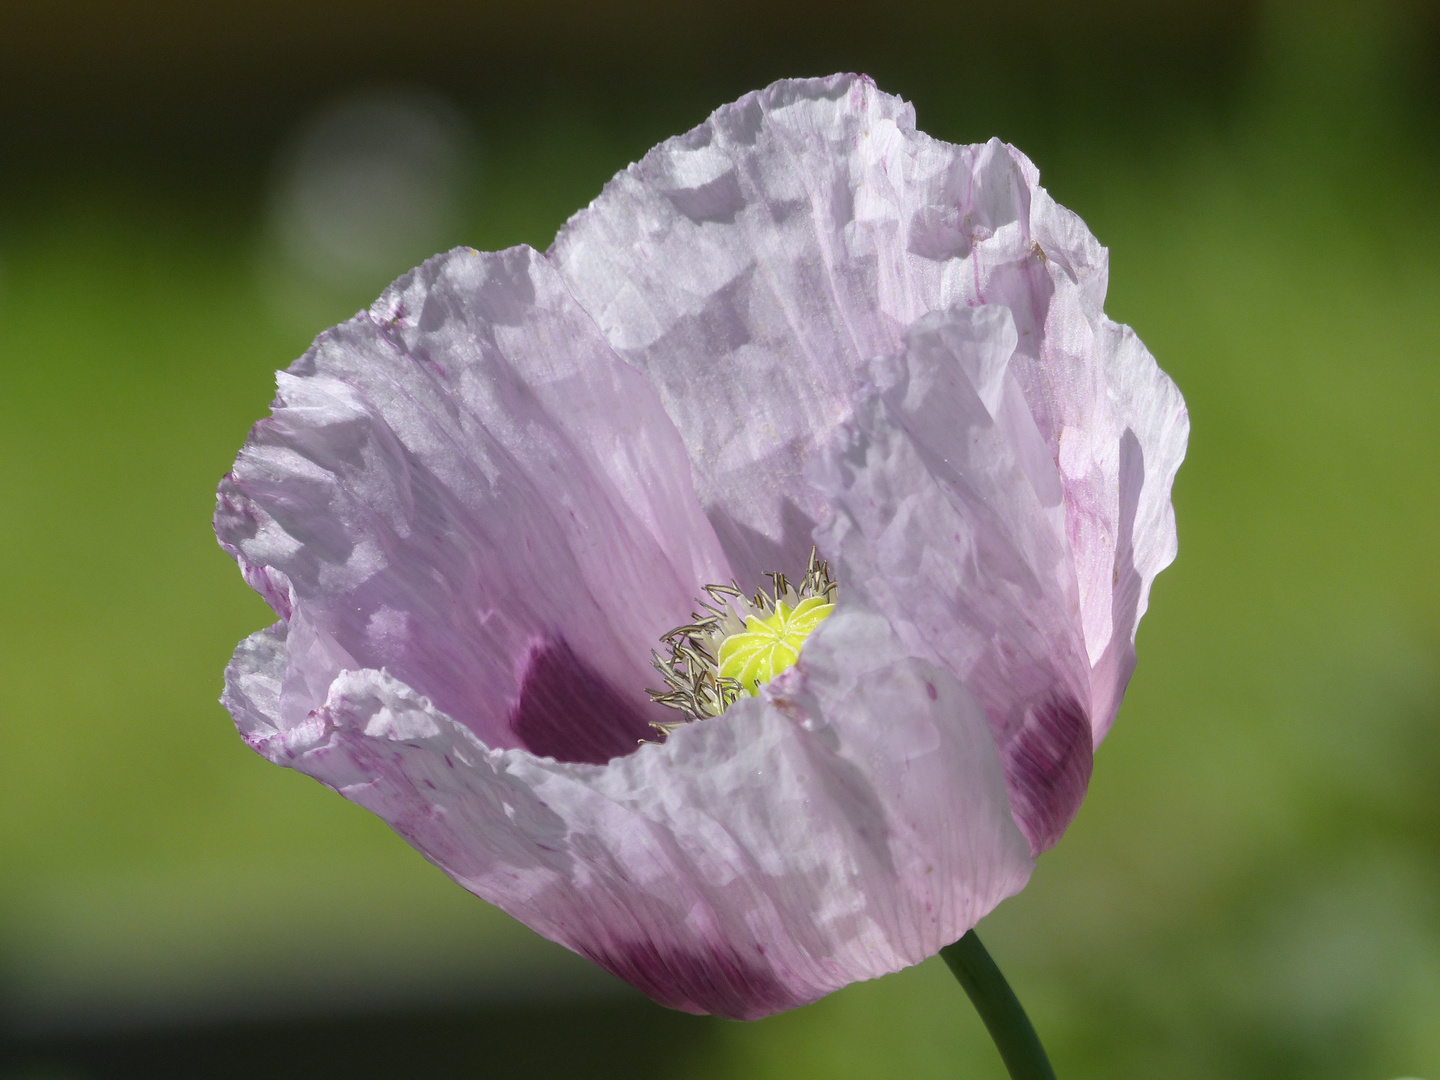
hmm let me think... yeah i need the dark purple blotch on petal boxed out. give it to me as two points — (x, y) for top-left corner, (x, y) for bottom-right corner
(585, 938), (805, 1021)
(1003, 692), (1093, 855)
(508, 637), (652, 765)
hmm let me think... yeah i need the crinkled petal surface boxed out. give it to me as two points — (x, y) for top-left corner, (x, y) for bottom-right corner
(217, 73), (1186, 1018)
(217, 247), (731, 763)
(552, 73), (1188, 848)
(217, 241), (1033, 1019)
(813, 304), (1093, 851)
(225, 605), (1032, 1019)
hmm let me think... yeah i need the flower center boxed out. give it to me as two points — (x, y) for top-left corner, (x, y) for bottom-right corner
(717, 597), (834, 696)
(647, 550), (837, 737)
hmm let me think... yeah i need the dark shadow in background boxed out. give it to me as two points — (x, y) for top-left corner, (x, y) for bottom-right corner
(1, 997), (720, 1080)
(5, 0), (1435, 240)
(2, 0), (1272, 185)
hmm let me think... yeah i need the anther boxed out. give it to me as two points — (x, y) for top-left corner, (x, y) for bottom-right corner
(646, 549), (836, 734)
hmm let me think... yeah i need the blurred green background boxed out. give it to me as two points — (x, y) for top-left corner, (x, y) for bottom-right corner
(1, 0), (1438, 1077)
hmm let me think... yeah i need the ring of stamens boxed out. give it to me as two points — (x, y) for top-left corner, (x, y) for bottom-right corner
(646, 549), (837, 738)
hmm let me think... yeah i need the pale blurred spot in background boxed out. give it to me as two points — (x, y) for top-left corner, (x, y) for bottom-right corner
(263, 88), (476, 326)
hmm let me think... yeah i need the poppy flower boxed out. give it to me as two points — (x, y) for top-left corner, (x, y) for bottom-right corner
(216, 73), (1187, 1020)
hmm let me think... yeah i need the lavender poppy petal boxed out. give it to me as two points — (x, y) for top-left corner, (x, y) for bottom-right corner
(229, 603), (1030, 1020)
(1002, 171), (1189, 736)
(813, 304), (1097, 852)
(221, 622), (290, 756)
(214, 245), (730, 756)
(551, 75), (1043, 586)
(552, 74), (1187, 748)
(550, 74), (917, 584)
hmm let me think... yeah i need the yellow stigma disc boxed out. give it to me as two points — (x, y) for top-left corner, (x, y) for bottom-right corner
(716, 597), (834, 695)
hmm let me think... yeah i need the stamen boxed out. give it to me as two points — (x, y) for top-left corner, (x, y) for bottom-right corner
(646, 549), (837, 736)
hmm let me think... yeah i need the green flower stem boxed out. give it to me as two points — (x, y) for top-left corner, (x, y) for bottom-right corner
(940, 929), (1057, 1080)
